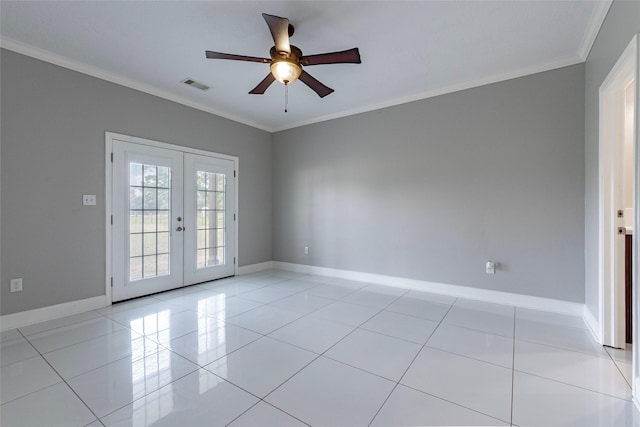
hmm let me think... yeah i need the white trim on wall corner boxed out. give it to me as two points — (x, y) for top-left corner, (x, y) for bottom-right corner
(578, 0), (613, 61)
(272, 262), (584, 316)
(0, 295), (108, 332)
(583, 305), (602, 344)
(238, 261), (274, 275)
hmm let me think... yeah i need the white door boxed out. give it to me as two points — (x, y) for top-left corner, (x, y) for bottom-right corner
(183, 154), (236, 285)
(112, 139), (236, 301)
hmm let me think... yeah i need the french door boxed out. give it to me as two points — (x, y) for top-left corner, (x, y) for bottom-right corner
(111, 137), (236, 302)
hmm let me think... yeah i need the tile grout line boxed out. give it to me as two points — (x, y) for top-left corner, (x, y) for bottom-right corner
(130, 274), (380, 405)
(430, 319), (515, 340)
(10, 327), (104, 424)
(197, 342), (318, 426)
(225, 280), (403, 344)
(0, 330), (60, 407)
(190, 273), (525, 424)
(366, 297), (458, 427)
(190, 277), (362, 423)
(169, 272), (622, 424)
(54, 303), (264, 382)
(216, 276), (342, 329)
(95, 352), (206, 422)
(1, 273), (340, 424)
(44, 363), (103, 425)
(10, 271), (602, 426)
(10, 307), (215, 420)
(15, 313), (202, 423)
(419, 344), (513, 371)
(176, 281), (517, 426)
(511, 369), (634, 402)
(251, 287), (411, 425)
(604, 346), (634, 389)
(16, 310), (108, 336)
(263, 291), (421, 361)
(223, 398), (312, 427)
(396, 381), (512, 425)
(514, 336), (616, 360)
(20, 308), (172, 356)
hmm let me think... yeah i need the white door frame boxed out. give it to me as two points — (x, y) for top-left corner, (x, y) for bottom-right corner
(105, 132), (239, 304)
(598, 34), (639, 396)
(598, 34), (637, 349)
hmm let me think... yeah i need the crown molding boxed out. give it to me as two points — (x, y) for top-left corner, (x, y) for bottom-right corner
(0, 37), (272, 132)
(272, 55), (584, 132)
(578, 0), (613, 61)
(2, 36), (587, 134)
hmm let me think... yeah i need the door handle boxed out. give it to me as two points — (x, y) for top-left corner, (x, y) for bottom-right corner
(176, 226), (183, 232)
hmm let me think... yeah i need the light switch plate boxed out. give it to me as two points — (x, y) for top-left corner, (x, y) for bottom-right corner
(83, 195), (97, 206)
(10, 278), (23, 292)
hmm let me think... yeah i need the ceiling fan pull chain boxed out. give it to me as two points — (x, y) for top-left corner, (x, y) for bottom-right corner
(284, 80), (289, 113)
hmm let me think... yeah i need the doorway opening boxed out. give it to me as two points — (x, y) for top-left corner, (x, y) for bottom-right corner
(598, 35), (638, 395)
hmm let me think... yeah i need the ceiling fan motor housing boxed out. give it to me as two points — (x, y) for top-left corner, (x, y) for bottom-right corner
(270, 46), (303, 84)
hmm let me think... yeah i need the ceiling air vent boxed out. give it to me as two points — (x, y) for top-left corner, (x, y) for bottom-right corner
(182, 78), (210, 91)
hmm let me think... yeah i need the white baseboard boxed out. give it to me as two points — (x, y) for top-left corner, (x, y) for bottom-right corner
(0, 261), (272, 332)
(583, 305), (602, 344)
(238, 261), (273, 275)
(0, 295), (108, 332)
(272, 261), (584, 316)
(0, 260), (586, 332)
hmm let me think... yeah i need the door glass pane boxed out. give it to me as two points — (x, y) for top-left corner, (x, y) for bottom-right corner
(157, 232), (169, 253)
(157, 212), (169, 232)
(195, 171), (226, 269)
(129, 162), (171, 281)
(130, 257), (142, 281)
(130, 234), (142, 257)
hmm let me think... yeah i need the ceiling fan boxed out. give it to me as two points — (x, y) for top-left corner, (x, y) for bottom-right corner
(205, 13), (361, 99)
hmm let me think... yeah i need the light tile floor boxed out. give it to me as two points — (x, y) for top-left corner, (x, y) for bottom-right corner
(1, 269), (638, 426)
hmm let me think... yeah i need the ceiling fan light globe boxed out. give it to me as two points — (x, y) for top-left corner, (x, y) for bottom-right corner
(271, 60), (302, 84)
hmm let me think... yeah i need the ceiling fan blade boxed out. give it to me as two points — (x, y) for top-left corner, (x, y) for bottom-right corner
(205, 51), (270, 63)
(301, 48), (361, 66)
(298, 71), (334, 98)
(262, 13), (291, 54)
(249, 73), (276, 94)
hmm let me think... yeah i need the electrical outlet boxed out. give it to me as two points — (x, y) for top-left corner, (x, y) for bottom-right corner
(304, 246), (309, 255)
(83, 195), (97, 206)
(485, 261), (495, 274)
(10, 278), (23, 292)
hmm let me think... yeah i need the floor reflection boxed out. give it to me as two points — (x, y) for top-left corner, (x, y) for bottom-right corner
(130, 310), (174, 425)
(198, 296), (227, 376)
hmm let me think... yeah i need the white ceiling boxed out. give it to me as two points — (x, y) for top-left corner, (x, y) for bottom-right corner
(0, 1), (610, 132)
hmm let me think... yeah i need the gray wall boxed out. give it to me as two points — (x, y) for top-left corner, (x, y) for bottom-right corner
(1, 49), (273, 315)
(273, 64), (585, 302)
(584, 0), (640, 322)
